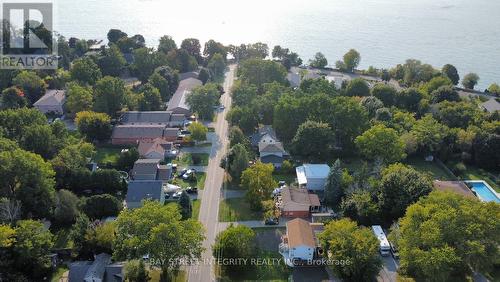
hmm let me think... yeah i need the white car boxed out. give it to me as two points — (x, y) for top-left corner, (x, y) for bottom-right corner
(172, 191), (183, 199)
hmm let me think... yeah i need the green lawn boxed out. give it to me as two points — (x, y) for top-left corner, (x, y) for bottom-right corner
(175, 153), (209, 166)
(93, 147), (122, 166)
(192, 199), (201, 219)
(149, 269), (186, 282)
(404, 158), (455, 181)
(171, 172), (206, 190)
(219, 198), (262, 222)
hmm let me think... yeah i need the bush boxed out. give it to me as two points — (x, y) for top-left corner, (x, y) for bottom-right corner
(280, 160), (294, 174)
(191, 154), (201, 165)
(452, 162), (467, 176)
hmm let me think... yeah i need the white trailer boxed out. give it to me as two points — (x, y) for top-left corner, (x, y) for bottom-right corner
(372, 225), (391, 256)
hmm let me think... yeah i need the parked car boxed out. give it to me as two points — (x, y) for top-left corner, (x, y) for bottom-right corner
(178, 169), (187, 177)
(264, 218), (279, 225)
(172, 191), (183, 199)
(182, 169), (196, 180)
(186, 187), (198, 194)
(180, 130), (191, 135)
(278, 181), (286, 187)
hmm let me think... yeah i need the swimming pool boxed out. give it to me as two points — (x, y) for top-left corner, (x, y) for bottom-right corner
(465, 181), (500, 203)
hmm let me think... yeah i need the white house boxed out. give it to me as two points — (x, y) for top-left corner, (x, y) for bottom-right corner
(296, 164), (330, 191)
(279, 218), (317, 266)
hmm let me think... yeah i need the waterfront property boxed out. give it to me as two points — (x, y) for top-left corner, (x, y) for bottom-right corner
(465, 180), (500, 203)
(277, 187), (321, 218)
(33, 89), (66, 115)
(296, 164), (330, 191)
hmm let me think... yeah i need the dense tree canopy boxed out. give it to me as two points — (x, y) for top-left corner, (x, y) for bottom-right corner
(342, 49), (361, 72)
(398, 192), (500, 280)
(186, 83), (220, 120)
(93, 76), (126, 116)
(70, 57), (102, 85)
(309, 52), (328, 68)
(371, 83), (397, 106)
(345, 78), (370, 97)
(461, 73), (479, 89)
(12, 71), (46, 104)
(75, 111), (112, 141)
(241, 162), (276, 210)
(355, 124), (406, 163)
(291, 120), (335, 162)
(442, 64), (460, 85)
(238, 59), (287, 87)
(213, 225), (256, 274)
(64, 82), (93, 118)
(158, 35), (177, 54)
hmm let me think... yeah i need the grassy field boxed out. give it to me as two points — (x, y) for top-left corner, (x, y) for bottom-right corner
(149, 269), (186, 282)
(171, 172), (207, 190)
(460, 166), (499, 192)
(93, 147), (122, 166)
(175, 153), (209, 166)
(404, 158), (455, 180)
(192, 199), (201, 219)
(219, 198), (262, 222)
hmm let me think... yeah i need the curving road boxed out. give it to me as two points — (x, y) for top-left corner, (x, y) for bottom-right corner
(187, 65), (236, 282)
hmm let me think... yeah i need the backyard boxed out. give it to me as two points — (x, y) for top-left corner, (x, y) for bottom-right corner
(219, 198), (262, 221)
(175, 153), (209, 166)
(404, 158), (455, 181)
(171, 172), (207, 190)
(93, 147), (122, 167)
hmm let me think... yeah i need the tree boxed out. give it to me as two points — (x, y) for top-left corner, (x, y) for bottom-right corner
(13, 220), (54, 279)
(395, 88), (424, 112)
(0, 149), (55, 219)
(324, 159), (343, 209)
(228, 144), (249, 182)
(309, 52), (328, 68)
(180, 38), (202, 62)
(462, 73), (479, 89)
(125, 259), (150, 282)
(431, 85), (460, 103)
(70, 57), (102, 85)
(207, 53), (226, 77)
(75, 111), (112, 141)
(93, 76), (126, 116)
(241, 162), (276, 210)
(154, 66), (179, 98)
(360, 96), (384, 118)
(198, 68), (210, 84)
(64, 82), (93, 118)
(372, 83), (397, 106)
(203, 39), (227, 60)
(148, 72), (169, 101)
(116, 147), (140, 171)
(355, 124), (406, 163)
(91, 169), (127, 194)
(188, 122), (208, 142)
(442, 64), (460, 85)
(319, 219), (382, 281)
(178, 191), (192, 220)
(98, 45), (126, 76)
(82, 194), (122, 219)
(398, 192), (500, 280)
(0, 198), (22, 224)
(107, 29), (127, 44)
(12, 71), (46, 104)
(227, 106), (259, 134)
(166, 49), (198, 73)
(435, 101), (483, 129)
(54, 189), (79, 225)
(132, 48), (167, 82)
(238, 59), (287, 86)
(341, 191), (381, 226)
(342, 49), (361, 72)
(114, 201), (205, 276)
(330, 96), (370, 151)
(345, 78), (370, 97)
(50, 142), (95, 190)
(186, 83), (219, 120)
(212, 225), (256, 274)
(158, 35), (177, 54)
(377, 163), (433, 221)
(0, 108), (47, 141)
(473, 133), (500, 170)
(138, 83), (162, 111)
(291, 120), (334, 162)
(70, 213), (91, 255)
(487, 83), (500, 95)
(84, 221), (116, 255)
(1, 87), (27, 109)
(229, 126), (251, 150)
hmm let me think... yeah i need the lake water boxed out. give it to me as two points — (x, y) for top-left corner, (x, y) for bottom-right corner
(54, 0), (500, 89)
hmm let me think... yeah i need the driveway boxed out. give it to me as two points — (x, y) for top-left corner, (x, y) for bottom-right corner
(186, 65), (236, 282)
(377, 255), (399, 282)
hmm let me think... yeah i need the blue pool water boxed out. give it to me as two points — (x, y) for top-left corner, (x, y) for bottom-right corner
(468, 182), (500, 203)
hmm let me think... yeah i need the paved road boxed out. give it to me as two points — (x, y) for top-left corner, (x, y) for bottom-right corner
(377, 255), (399, 282)
(187, 65), (236, 282)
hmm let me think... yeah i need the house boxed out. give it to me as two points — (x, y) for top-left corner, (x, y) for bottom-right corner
(287, 72), (301, 88)
(33, 89), (66, 115)
(167, 77), (202, 115)
(131, 159), (172, 181)
(296, 164), (330, 191)
(251, 125), (278, 147)
(179, 71), (199, 81)
(111, 125), (179, 145)
(279, 218), (322, 266)
(433, 180), (476, 198)
(278, 187), (321, 218)
(259, 141), (288, 168)
(120, 111), (186, 127)
(68, 253), (124, 282)
(325, 75), (345, 89)
(138, 138), (177, 159)
(480, 99), (500, 113)
(125, 180), (166, 209)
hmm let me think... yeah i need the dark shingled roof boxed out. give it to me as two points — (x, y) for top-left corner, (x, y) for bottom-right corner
(126, 180), (164, 204)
